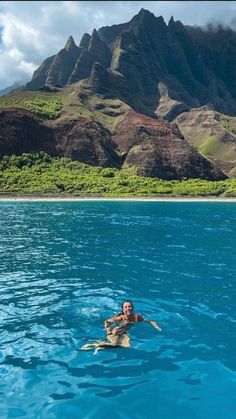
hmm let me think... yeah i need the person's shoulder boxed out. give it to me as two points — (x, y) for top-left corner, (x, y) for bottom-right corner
(136, 314), (144, 321)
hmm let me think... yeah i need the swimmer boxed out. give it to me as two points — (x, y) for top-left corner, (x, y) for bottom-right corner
(80, 300), (162, 353)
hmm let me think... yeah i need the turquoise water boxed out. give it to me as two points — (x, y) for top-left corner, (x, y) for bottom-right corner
(0, 201), (235, 419)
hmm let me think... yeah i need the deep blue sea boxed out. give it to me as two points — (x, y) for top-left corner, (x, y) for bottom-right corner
(0, 201), (235, 419)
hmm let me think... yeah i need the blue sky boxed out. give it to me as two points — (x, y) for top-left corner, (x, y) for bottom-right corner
(1, 1), (236, 90)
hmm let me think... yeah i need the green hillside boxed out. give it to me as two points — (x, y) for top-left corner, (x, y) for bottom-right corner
(175, 108), (236, 178)
(0, 86), (127, 129)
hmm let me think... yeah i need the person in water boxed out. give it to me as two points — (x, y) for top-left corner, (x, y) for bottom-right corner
(80, 300), (162, 353)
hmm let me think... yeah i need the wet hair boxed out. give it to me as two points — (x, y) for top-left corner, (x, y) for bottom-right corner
(116, 300), (134, 316)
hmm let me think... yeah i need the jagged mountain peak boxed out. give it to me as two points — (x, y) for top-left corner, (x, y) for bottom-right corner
(79, 33), (91, 49)
(131, 9), (167, 33)
(168, 17), (185, 31)
(131, 8), (163, 29)
(64, 35), (77, 51)
(90, 28), (99, 40)
(134, 8), (156, 21)
(88, 29), (104, 50)
(87, 28), (111, 57)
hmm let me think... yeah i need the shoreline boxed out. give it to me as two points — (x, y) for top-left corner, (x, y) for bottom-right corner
(0, 195), (236, 202)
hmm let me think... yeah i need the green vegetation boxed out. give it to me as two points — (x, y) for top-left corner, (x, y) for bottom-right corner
(0, 92), (62, 119)
(0, 152), (236, 197)
(199, 136), (220, 155)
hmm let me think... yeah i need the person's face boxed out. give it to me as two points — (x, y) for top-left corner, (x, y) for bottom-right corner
(123, 302), (133, 316)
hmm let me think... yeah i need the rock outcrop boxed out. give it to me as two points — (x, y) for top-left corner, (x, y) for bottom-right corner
(0, 108), (56, 156)
(68, 29), (111, 84)
(0, 108), (120, 168)
(113, 111), (227, 180)
(52, 116), (120, 167)
(175, 106), (236, 177)
(45, 36), (82, 87)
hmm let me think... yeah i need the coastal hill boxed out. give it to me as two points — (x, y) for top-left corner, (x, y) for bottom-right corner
(1, 8), (236, 180)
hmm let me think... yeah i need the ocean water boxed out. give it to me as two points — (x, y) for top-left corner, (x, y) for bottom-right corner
(0, 201), (235, 419)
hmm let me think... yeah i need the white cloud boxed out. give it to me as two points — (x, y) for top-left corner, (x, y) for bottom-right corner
(17, 60), (37, 76)
(8, 47), (23, 60)
(0, 1), (236, 90)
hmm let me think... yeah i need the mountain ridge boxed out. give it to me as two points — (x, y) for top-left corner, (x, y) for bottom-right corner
(24, 8), (236, 118)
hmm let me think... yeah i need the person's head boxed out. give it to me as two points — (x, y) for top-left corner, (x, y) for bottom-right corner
(121, 300), (134, 316)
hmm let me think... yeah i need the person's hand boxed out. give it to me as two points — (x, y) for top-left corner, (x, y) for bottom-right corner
(150, 320), (161, 331)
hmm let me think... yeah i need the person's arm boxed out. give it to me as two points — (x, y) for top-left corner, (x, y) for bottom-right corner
(145, 320), (162, 331)
(104, 315), (122, 334)
(137, 314), (162, 331)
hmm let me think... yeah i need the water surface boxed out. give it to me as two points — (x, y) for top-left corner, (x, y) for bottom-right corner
(0, 201), (235, 418)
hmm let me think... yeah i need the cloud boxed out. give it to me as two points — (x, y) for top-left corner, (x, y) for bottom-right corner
(0, 1), (236, 90)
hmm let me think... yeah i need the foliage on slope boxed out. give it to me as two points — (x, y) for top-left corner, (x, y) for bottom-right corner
(0, 152), (236, 197)
(0, 92), (62, 119)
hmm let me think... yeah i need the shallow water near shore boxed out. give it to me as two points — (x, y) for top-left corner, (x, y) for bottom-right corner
(0, 201), (235, 418)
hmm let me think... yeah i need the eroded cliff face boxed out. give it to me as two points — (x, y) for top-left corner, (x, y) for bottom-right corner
(25, 9), (236, 117)
(0, 108), (120, 168)
(52, 116), (120, 168)
(0, 108), (56, 157)
(45, 36), (82, 87)
(0, 107), (226, 180)
(113, 111), (227, 180)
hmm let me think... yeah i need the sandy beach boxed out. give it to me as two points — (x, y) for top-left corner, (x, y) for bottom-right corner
(0, 195), (236, 202)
